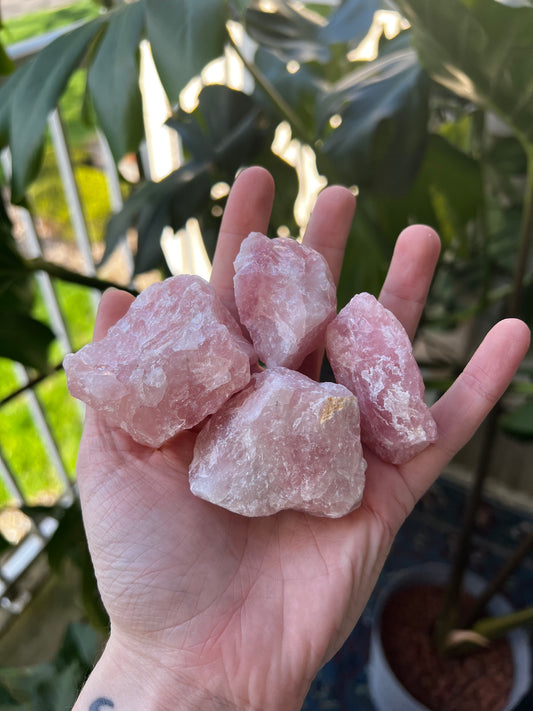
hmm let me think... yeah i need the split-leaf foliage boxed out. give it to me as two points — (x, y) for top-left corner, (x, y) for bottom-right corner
(1, 0), (530, 431)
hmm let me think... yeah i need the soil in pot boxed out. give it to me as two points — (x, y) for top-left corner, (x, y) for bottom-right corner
(380, 584), (514, 711)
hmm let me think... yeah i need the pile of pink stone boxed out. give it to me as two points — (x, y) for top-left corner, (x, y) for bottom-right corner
(64, 231), (437, 518)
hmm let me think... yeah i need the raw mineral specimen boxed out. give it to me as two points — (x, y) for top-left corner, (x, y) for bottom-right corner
(233, 232), (337, 369)
(326, 293), (437, 465)
(64, 275), (255, 448)
(189, 367), (367, 517)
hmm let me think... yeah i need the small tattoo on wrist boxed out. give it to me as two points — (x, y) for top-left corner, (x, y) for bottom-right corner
(89, 698), (114, 711)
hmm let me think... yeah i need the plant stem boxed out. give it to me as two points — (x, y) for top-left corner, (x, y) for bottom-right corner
(24, 256), (138, 296)
(0, 362), (65, 407)
(473, 606), (533, 641)
(434, 405), (501, 649)
(463, 530), (533, 629)
(508, 143), (533, 316)
(445, 606), (533, 656)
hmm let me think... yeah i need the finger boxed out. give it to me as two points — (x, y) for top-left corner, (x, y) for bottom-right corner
(379, 225), (441, 341)
(210, 166), (275, 314)
(403, 318), (531, 499)
(92, 288), (135, 342)
(302, 185), (356, 284)
(299, 186), (356, 379)
(82, 288), (135, 433)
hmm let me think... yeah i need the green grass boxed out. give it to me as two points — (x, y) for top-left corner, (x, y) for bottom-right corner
(0, 1), (100, 47)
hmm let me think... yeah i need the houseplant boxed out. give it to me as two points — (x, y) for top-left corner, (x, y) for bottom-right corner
(368, 563), (531, 711)
(0, 1), (532, 708)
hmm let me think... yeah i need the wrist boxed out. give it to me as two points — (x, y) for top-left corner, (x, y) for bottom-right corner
(72, 633), (245, 711)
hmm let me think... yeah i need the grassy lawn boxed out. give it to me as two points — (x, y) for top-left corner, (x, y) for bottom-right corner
(1, 2), (111, 507)
(0, 1), (100, 47)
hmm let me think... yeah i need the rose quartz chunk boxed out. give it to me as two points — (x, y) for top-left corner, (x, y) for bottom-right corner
(326, 293), (437, 464)
(190, 367), (366, 517)
(64, 275), (255, 448)
(233, 232), (337, 369)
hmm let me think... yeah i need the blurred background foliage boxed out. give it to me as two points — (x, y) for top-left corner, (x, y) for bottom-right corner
(0, 1), (532, 705)
(0, 0), (531, 582)
(0, 0), (531, 361)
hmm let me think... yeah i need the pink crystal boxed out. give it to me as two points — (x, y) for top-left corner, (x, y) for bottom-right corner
(64, 275), (255, 448)
(326, 293), (437, 465)
(190, 367), (366, 517)
(233, 232), (337, 369)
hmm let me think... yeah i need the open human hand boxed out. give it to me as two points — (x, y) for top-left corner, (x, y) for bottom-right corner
(73, 167), (530, 711)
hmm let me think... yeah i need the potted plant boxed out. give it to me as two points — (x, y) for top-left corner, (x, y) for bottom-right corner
(368, 562), (532, 711)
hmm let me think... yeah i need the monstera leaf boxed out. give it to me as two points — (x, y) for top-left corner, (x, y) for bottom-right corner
(395, 0), (533, 149)
(87, 0), (145, 162)
(245, 0), (330, 64)
(318, 34), (430, 193)
(144, 0), (228, 105)
(103, 85), (281, 273)
(0, 0), (233, 200)
(6, 18), (106, 202)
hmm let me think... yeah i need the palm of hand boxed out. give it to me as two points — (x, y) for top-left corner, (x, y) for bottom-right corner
(78, 413), (405, 709)
(76, 168), (529, 710)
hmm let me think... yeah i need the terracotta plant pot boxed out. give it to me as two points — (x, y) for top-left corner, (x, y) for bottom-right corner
(368, 563), (531, 711)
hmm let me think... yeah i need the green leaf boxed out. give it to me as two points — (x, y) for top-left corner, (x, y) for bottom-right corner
(0, 39), (14, 76)
(245, 0), (329, 64)
(169, 85), (275, 174)
(102, 162), (212, 273)
(0, 621), (101, 710)
(134, 163), (212, 273)
(105, 83), (278, 270)
(0, 61), (31, 150)
(0, 310), (55, 371)
(257, 148), (299, 237)
(395, 0), (533, 149)
(337, 195), (390, 307)
(0, 530), (13, 555)
(500, 400), (533, 441)
(253, 45), (322, 126)
(318, 0), (378, 46)
(0, 12), (13, 78)
(145, 0), (228, 106)
(54, 622), (101, 673)
(378, 133), (484, 248)
(319, 41), (430, 193)
(87, 1), (145, 162)
(230, 0), (252, 13)
(8, 18), (105, 201)
(101, 179), (167, 264)
(0, 201), (35, 313)
(0, 682), (18, 707)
